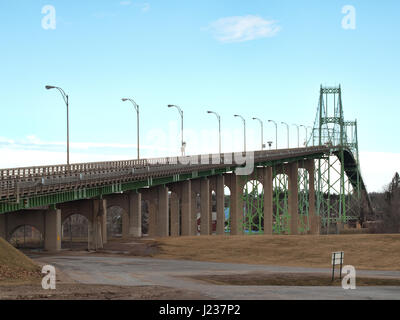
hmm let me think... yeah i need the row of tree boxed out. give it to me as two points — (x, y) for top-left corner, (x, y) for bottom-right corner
(369, 172), (400, 233)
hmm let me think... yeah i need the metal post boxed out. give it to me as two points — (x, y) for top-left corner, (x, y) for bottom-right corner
(300, 125), (307, 146)
(281, 122), (289, 148)
(207, 110), (221, 154)
(66, 95), (69, 165)
(292, 124), (300, 148)
(46, 86), (70, 165)
(122, 98), (140, 160)
(252, 117), (264, 150)
(268, 120), (278, 150)
(168, 105), (184, 156)
(234, 114), (246, 152)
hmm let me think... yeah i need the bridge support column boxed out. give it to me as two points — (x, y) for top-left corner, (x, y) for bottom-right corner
(306, 160), (320, 234)
(101, 199), (107, 244)
(44, 208), (61, 252)
(191, 192), (198, 235)
(263, 167), (273, 235)
(200, 178), (210, 235)
(157, 186), (169, 237)
(0, 214), (6, 239)
(216, 175), (225, 235)
(288, 162), (299, 235)
(181, 180), (192, 236)
(88, 199), (106, 250)
(148, 202), (157, 237)
(170, 193), (180, 236)
(230, 174), (244, 236)
(129, 192), (142, 238)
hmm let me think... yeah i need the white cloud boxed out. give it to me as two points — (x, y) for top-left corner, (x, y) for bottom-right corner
(208, 15), (281, 43)
(120, 1), (132, 5)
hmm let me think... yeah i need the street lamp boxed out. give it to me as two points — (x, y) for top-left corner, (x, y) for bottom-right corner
(281, 122), (289, 149)
(268, 120), (278, 150)
(168, 105), (185, 156)
(308, 126), (314, 146)
(292, 123), (300, 148)
(234, 114), (246, 152)
(122, 98), (140, 160)
(207, 110), (221, 154)
(45, 85), (70, 165)
(252, 117), (265, 150)
(300, 125), (308, 146)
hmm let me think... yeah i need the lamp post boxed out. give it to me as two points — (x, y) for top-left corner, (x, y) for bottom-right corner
(268, 120), (278, 150)
(252, 117), (265, 150)
(308, 126), (314, 146)
(207, 110), (221, 154)
(292, 123), (300, 148)
(168, 104), (185, 156)
(281, 122), (289, 149)
(300, 125), (307, 146)
(234, 114), (246, 152)
(45, 85), (70, 165)
(122, 98), (140, 160)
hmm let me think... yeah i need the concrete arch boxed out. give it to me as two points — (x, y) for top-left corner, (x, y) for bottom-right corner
(6, 210), (45, 241)
(8, 224), (43, 243)
(60, 201), (94, 225)
(8, 224), (43, 249)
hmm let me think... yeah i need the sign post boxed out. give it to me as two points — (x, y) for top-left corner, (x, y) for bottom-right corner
(331, 251), (344, 281)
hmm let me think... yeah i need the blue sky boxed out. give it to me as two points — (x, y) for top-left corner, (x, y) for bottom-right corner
(0, 0), (399, 191)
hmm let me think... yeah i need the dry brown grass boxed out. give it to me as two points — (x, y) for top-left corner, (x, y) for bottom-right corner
(153, 234), (400, 271)
(0, 238), (41, 283)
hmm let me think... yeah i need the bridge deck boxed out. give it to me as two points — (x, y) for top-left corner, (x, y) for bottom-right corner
(0, 147), (330, 203)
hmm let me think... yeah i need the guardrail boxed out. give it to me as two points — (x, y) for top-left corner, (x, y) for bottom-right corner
(0, 146), (332, 202)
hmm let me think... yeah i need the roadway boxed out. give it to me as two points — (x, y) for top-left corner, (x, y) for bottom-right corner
(32, 255), (400, 300)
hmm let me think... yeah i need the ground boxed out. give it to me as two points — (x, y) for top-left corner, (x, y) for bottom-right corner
(1, 234), (400, 300)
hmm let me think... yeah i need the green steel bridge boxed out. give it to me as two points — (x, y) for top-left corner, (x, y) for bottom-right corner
(0, 85), (372, 243)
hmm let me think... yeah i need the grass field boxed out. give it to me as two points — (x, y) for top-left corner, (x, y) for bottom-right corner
(0, 238), (41, 284)
(153, 234), (400, 271)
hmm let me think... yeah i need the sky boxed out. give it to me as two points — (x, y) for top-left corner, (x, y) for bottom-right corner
(0, 0), (399, 192)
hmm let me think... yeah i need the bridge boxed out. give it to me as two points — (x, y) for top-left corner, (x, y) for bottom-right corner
(0, 85), (371, 251)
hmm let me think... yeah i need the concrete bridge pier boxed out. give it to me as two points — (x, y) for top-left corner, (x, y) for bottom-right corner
(129, 192), (142, 238)
(0, 214), (6, 239)
(157, 185), (169, 237)
(216, 175), (225, 235)
(263, 166), (273, 235)
(88, 199), (107, 250)
(180, 180), (192, 236)
(288, 162), (299, 235)
(225, 173), (244, 236)
(170, 192), (179, 237)
(200, 178), (210, 235)
(44, 208), (62, 251)
(305, 159), (320, 235)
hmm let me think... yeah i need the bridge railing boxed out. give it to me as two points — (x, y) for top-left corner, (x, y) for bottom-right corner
(0, 146), (331, 179)
(0, 146), (332, 202)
